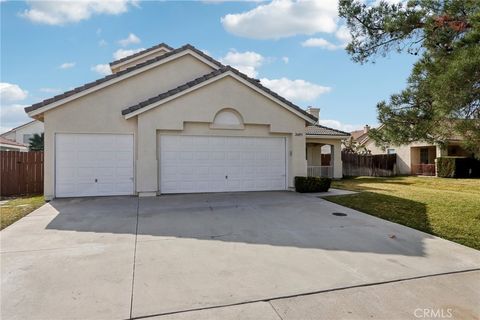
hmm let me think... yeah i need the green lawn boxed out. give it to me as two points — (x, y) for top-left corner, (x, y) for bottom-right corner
(324, 176), (480, 250)
(0, 195), (45, 230)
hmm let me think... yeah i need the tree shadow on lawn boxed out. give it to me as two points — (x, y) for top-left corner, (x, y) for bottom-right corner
(337, 176), (417, 189)
(324, 192), (432, 235)
(41, 192), (436, 257)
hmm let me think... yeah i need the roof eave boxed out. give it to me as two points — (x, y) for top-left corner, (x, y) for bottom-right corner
(25, 46), (222, 117)
(122, 70), (316, 124)
(306, 134), (350, 139)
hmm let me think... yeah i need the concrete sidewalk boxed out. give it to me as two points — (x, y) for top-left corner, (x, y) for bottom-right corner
(149, 270), (480, 320)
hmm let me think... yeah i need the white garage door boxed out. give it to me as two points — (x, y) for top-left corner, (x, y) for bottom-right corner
(55, 133), (134, 197)
(160, 135), (287, 193)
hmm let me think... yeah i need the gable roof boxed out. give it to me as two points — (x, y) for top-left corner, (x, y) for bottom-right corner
(0, 120), (38, 136)
(306, 125), (350, 137)
(25, 44), (223, 116)
(109, 42), (174, 67)
(121, 65), (317, 123)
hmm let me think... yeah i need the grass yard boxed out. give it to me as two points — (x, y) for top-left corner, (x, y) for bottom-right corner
(1, 195), (45, 230)
(325, 176), (480, 250)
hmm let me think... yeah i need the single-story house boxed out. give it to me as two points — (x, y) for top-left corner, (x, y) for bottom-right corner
(351, 125), (473, 176)
(25, 43), (349, 200)
(0, 120), (44, 145)
(0, 137), (29, 152)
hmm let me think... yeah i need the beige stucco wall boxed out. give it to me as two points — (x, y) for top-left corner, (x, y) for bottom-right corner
(42, 54), (215, 199)
(111, 48), (170, 73)
(136, 76), (308, 193)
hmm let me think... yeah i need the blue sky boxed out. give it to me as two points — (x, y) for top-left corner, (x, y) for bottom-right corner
(0, 0), (417, 133)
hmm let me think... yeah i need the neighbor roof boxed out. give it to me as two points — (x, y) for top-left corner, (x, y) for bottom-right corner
(0, 136), (28, 147)
(25, 44), (223, 114)
(306, 125), (350, 137)
(0, 120), (38, 136)
(109, 42), (174, 67)
(350, 129), (366, 140)
(121, 65), (317, 122)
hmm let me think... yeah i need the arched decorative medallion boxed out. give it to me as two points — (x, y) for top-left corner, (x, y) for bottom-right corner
(210, 108), (244, 129)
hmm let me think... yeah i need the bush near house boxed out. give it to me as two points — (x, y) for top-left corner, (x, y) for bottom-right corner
(437, 157), (480, 178)
(295, 176), (331, 193)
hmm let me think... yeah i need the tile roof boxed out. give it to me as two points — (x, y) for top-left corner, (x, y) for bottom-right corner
(109, 42), (174, 66)
(306, 125), (350, 136)
(0, 136), (28, 147)
(350, 129), (366, 140)
(25, 44), (223, 114)
(121, 65), (317, 122)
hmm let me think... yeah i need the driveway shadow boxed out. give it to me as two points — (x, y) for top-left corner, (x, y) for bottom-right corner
(45, 192), (432, 257)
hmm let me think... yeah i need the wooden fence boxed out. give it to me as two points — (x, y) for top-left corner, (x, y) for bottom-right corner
(342, 152), (397, 177)
(0, 151), (44, 196)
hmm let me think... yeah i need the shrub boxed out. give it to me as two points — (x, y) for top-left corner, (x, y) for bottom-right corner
(437, 157), (456, 178)
(295, 176), (332, 193)
(437, 157), (480, 178)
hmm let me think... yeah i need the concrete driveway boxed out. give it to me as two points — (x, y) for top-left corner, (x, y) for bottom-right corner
(1, 192), (479, 319)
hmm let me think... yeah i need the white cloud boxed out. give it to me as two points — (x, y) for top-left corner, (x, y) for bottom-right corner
(220, 50), (264, 78)
(21, 0), (138, 25)
(118, 33), (140, 47)
(301, 37), (341, 50)
(98, 39), (108, 47)
(0, 83), (31, 133)
(39, 87), (61, 94)
(59, 62), (75, 69)
(91, 64), (112, 76)
(113, 48), (145, 60)
(0, 83), (28, 103)
(335, 25), (351, 44)
(318, 119), (363, 132)
(221, 0), (338, 39)
(281, 56), (289, 64)
(260, 77), (331, 102)
(301, 24), (351, 50)
(0, 104), (31, 134)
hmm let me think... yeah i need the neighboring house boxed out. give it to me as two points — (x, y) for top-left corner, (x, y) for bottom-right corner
(25, 42), (349, 200)
(351, 125), (472, 175)
(0, 120), (44, 146)
(0, 137), (28, 152)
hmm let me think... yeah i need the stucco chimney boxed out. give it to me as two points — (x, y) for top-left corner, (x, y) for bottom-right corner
(306, 107), (320, 119)
(364, 125), (370, 133)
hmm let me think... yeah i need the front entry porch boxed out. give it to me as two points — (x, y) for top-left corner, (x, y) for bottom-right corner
(306, 139), (342, 179)
(306, 143), (333, 178)
(411, 146), (437, 176)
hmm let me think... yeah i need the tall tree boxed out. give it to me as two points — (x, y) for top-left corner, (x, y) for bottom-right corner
(29, 133), (44, 151)
(339, 0), (480, 156)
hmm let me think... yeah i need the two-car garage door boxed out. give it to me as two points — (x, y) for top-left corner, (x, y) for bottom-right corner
(160, 135), (287, 194)
(55, 134), (286, 197)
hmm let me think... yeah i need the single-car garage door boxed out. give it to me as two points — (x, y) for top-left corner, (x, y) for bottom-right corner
(55, 133), (134, 197)
(160, 135), (286, 193)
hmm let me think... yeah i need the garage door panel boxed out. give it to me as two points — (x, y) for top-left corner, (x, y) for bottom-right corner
(56, 134), (134, 197)
(160, 135), (286, 194)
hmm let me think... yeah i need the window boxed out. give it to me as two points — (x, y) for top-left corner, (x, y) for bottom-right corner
(23, 134), (34, 144)
(387, 148), (396, 154)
